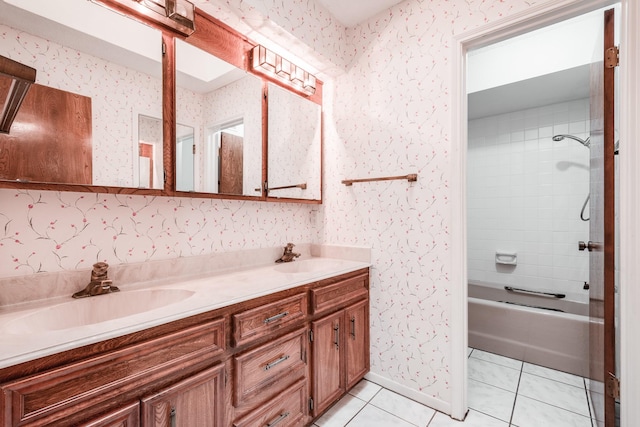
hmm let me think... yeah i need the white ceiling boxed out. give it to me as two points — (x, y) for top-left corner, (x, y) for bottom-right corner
(468, 65), (590, 120)
(314, 0), (406, 27)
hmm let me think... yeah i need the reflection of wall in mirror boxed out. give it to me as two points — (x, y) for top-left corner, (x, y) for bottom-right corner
(268, 84), (321, 200)
(137, 115), (163, 189)
(176, 86), (204, 191)
(0, 24), (162, 187)
(176, 124), (195, 192)
(176, 74), (262, 195)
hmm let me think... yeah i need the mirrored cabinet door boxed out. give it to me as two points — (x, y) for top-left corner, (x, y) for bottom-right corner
(267, 83), (321, 201)
(0, 0), (163, 189)
(174, 38), (263, 196)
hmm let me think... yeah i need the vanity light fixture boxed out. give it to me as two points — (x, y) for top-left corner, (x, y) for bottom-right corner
(251, 45), (316, 96)
(0, 55), (36, 134)
(92, 0), (195, 36)
(166, 0), (195, 30)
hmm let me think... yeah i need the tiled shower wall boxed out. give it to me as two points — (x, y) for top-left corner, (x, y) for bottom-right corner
(467, 98), (591, 300)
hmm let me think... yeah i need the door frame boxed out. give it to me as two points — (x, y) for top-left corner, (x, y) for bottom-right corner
(450, 0), (639, 422)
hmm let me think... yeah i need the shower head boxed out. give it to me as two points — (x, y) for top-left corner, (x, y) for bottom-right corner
(552, 134), (591, 148)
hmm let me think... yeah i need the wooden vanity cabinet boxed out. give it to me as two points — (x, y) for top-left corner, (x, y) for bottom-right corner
(309, 272), (370, 418)
(0, 268), (370, 427)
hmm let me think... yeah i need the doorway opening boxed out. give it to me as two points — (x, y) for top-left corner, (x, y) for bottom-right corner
(464, 5), (620, 426)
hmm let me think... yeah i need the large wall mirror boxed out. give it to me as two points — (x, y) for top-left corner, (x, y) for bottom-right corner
(0, 0), (163, 189)
(267, 83), (321, 201)
(0, 0), (323, 203)
(175, 38), (263, 196)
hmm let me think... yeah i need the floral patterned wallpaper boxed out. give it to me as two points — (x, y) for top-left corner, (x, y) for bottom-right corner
(0, 0), (544, 414)
(0, 189), (315, 278)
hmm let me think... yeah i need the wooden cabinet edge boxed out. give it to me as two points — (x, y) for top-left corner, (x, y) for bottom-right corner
(77, 401), (140, 427)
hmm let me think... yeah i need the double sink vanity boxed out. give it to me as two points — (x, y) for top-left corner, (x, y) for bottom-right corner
(0, 253), (371, 426)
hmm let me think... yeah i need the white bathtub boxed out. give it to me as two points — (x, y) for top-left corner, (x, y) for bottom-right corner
(468, 281), (590, 377)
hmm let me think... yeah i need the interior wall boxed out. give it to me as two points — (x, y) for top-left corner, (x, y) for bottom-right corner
(467, 99), (591, 300)
(321, 0), (542, 410)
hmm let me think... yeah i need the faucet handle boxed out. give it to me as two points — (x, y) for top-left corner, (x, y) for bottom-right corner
(100, 279), (114, 290)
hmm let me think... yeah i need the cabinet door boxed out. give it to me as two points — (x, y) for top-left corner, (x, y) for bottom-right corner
(80, 402), (140, 427)
(345, 299), (369, 390)
(311, 311), (344, 416)
(141, 364), (225, 427)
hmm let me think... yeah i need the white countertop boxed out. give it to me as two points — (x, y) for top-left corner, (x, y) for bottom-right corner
(0, 257), (370, 369)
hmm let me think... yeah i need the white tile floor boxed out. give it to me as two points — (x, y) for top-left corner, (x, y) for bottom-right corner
(313, 348), (601, 427)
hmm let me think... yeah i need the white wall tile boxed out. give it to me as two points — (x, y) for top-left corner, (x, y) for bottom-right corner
(468, 99), (590, 292)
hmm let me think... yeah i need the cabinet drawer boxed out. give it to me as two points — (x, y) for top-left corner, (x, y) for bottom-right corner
(233, 293), (307, 347)
(1, 319), (225, 427)
(233, 379), (307, 427)
(310, 273), (368, 315)
(234, 328), (307, 408)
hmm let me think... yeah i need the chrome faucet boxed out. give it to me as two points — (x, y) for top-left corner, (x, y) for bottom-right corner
(275, 243), (301, 263)
(73, 262), (120, 298)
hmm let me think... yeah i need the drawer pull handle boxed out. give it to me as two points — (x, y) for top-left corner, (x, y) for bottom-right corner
(263, 354), (290, 371)
(334, 324), (340, 349)
(266, 411), (290, 427)
(170, 407), (176, 427)
(264, 311), (289, 324)
(350, 316), (356, 339)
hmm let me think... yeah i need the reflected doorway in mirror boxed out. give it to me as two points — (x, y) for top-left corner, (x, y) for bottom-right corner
(205, 118), (245, 195)
(135, 114), (164, 190)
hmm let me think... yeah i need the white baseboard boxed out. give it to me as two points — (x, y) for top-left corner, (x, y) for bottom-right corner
(363, 372), (452, 416)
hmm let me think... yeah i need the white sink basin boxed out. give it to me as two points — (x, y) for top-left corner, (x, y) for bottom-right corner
(273, 258), (347, 274)
(3, 289), (195, 334)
